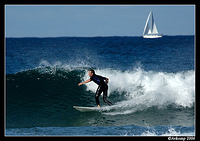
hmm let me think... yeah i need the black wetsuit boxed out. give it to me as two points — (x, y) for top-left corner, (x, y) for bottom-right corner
(90, 74), (113, 106)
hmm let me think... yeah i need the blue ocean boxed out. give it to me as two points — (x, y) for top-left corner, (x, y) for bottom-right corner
(5, 36), (195, 136)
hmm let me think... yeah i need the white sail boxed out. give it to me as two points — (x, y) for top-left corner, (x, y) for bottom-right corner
(151, 13), (158, 34)
(143, 12), (151, 35)
(152, 22), (158, 34)
(143, 11), (162, 38)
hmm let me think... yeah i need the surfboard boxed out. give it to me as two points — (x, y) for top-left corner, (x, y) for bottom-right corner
(73, 106), (100, 112)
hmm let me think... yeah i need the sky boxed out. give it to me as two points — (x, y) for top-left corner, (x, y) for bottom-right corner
(5, 5), (195, 37)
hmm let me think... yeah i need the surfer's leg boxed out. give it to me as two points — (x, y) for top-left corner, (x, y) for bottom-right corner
(103, 85), (113, 106)
(95, 85), (103, 106)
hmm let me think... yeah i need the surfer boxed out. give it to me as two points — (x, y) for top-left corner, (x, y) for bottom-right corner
(78, 70), (113, 108)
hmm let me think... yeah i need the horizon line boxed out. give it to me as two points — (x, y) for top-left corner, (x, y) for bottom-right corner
(5, 34), (194, 38)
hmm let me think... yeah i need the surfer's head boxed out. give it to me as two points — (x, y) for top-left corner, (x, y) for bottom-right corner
(89, 70), (95, 77)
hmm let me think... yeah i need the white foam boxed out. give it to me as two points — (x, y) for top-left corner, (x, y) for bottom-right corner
(140, 126), (195, 136)
(82, 67), (195, 115)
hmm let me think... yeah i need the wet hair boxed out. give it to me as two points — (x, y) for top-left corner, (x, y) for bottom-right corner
(89, 69), (95, 75)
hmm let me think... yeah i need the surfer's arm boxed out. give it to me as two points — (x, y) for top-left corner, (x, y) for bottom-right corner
(78, 79), (91, 86)
(99, 75), (109, 83)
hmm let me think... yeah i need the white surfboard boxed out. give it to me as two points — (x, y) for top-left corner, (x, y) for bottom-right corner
(73, 106), (101, 112)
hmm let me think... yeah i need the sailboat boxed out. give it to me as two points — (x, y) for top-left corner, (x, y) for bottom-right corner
(143, 11), (162, 38)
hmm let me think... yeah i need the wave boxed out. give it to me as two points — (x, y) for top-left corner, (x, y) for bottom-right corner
(7, 62), (195, 111)
(6, 62), (195, 127)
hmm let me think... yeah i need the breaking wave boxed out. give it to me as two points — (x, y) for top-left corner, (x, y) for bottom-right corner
(6, 61), (195, 127)
(82, 67), (195, 115)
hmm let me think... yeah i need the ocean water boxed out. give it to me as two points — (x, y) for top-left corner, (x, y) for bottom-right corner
(5, 36), (195, 136)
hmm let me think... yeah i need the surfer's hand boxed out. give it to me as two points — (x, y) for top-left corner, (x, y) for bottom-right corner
(106, 78), (109, 83)
(78, 83), (82, 86)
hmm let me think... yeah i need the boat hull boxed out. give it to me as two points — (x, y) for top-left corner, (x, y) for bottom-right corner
(143, 34), (162, 38)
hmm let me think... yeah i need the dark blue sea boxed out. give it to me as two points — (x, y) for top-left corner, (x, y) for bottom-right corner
(5, 36), (195, 136)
